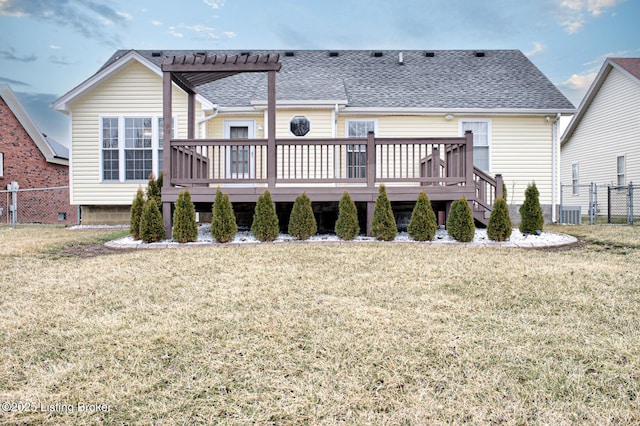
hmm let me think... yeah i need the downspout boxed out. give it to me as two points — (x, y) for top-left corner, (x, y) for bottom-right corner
(551, 113), (561, 223)
(196, 104), (220, 138)
(333, 103), (339, 137)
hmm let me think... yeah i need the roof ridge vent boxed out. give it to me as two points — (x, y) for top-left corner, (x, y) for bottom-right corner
(425, 51), (435, 57)
(284, 51), (295, 57)
(151, 51), (163, 57)
(474, 51), (486, 57)
(240, 51), (251, 56)
(398, 52), (404, 65)
(372, 51), (383, 58)
(329, 51), (339, 57)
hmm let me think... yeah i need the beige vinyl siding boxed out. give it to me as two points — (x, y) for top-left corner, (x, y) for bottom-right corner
(69, 61), (197, 205)
(562, 68), (640, 188)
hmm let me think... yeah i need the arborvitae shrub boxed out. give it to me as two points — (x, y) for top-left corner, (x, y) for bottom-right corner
(130, 187), (145, 240)
(172, 189), (198, 243)
(487, 198), (512, 242)
(408, 191), (437, 241)
(502, 181), (508, 201)
(288, 192), (317, 240)
(519, 182), (544, 234)
(251, 190), (279, 242)
(335, 191), (359, 240)
(371, 185), (397, 241)
(212, 188), (238, 243)
(447, 196), (475, 242)
(140, 199), (165, 243)
(147, 173), (162, 212)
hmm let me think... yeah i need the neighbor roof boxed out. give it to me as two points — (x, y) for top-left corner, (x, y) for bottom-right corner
(562, 57), (640, 144)
(1, 84), (69, 165)
(99, 49), (574, 112)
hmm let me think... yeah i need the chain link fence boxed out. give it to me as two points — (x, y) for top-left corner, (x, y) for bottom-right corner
(560, 182), (637, 225)
(0, 184), (78, 226)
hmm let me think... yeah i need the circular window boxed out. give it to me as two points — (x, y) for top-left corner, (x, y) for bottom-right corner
(290, 116), (310, 137)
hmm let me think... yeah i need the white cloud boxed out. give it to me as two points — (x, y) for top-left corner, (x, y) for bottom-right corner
(151, 20), (162, 26)
(222, 31), (236, 38)
(117, 11), (132, 21)
(561, 71), (597, 90)
(49, 44), (61, 49)
(525, 42), (545, 57)
(203, 0), (224, 9)
(168, 27), (183, 38)
(556, 0), (626, 33)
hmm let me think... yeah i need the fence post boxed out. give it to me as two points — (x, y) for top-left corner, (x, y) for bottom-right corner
(8, 181), (18, 228)
(629, 181), (634, 225)
(589, 182), (596, 225)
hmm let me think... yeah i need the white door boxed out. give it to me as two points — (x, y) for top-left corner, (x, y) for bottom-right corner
(224, 120), (255, 179)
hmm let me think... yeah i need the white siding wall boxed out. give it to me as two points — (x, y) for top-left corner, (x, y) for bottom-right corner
(561, 68), (640, 189)
(70, 61), (195, 205)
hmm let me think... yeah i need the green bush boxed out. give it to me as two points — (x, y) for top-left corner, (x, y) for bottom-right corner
(335, 191), (359, 240)
(447, 196), (475, 242)
(288, 192), (317, 240)
(172, 189), (198, 243)
(519, 182), (544, 234)
(408, 191), (437, 241)
(502, 181), (508, 201)
(251, 190), (279, 242)
(140, 199), (165, 243)
(147, 173), (162, 212)
(212, 188), (238, 243)
(371, 185), (397, 241)
(487, 198), (512, 242)
(130, 187), (145, 240)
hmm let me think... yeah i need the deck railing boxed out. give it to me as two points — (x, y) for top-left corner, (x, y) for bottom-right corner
(169, 133), (478, 189)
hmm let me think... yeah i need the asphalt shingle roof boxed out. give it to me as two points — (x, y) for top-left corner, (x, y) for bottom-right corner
(102, 49), (575, 110)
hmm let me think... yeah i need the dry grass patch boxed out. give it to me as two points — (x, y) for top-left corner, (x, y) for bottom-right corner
(0, 228), (638, 424)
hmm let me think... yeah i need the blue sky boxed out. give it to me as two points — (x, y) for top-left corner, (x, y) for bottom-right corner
(1, 0), (638, 143)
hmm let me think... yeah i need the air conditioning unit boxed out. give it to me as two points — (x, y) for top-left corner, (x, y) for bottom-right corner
(560, 206), (581, 224)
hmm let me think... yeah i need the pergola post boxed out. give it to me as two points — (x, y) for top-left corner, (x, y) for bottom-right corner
(267, 70), (277, 187)
(162, 70), (173, 238)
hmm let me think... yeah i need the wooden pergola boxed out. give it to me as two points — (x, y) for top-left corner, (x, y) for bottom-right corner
(161, 53), (282, 235)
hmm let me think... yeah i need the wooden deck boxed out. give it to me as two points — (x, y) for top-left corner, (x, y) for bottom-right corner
(162, 131), (503, 235)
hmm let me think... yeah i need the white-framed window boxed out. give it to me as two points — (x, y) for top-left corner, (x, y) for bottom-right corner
(101, 117), (119, 181)
(617, 155), (625, 186)
(100, 115), (174, 182)
(0, 152), (4, 177)
(224, 120), (255, 179)
(460, 120), (491, 173)
(572, 163), (579, 195)
(346, 119), (376, 178)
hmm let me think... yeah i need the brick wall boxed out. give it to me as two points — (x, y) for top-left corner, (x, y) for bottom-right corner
(0, 97), (77, 225)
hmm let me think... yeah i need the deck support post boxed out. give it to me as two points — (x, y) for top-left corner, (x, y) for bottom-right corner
(366, 131), (375, 188)
(495, 174), (503, 199)
(162, 70), (173, 238)
(465, 131), (474, 188)
(267, 70), (277, 187)
(366, 201), (375, 237)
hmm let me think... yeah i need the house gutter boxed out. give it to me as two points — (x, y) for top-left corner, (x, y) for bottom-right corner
(551, 113), (561, 222)
(196, 105), (220, 138)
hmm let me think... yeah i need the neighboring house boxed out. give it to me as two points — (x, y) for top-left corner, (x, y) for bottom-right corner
(561, 57), (640, 191)
(53, 50), (574, 232)
(0, 84), (76, 225)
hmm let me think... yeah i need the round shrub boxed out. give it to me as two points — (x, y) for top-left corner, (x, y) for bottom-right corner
(130, 187), (145, 240)
(172, 189), (198, 243)
(288, 192), (317, 240)
(335, 191), (359, 240)
(251, 190), (279, 242)
(447, 196), (475, 242)
(487, 197), (512, 242)
(408, 191), (437, 241)
(371, 185), (397, 241)
(519, 182), (544, 234)
(140, 199), (165, 243)
(212, 188), (238, 243)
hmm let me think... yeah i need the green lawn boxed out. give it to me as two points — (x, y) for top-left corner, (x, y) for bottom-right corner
(0, 225), (638, 424)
